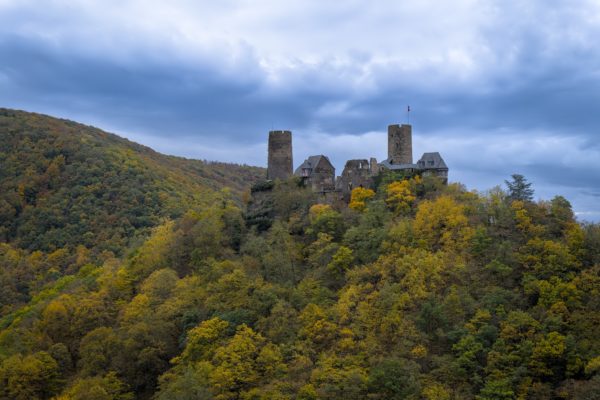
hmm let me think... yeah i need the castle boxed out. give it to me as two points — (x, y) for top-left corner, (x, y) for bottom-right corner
(266, 123), (448, 199)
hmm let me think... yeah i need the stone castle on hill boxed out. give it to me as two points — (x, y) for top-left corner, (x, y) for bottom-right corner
(266, 123), (448, 199)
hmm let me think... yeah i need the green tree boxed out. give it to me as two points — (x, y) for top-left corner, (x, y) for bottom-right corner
(505, 174), (534, 202)
(368, 358), (421, 399)
(311, 355), (368, 400)
(78, 327), (122, 376)
(55, 372), (133, 400)
(0, 351), (63, 400)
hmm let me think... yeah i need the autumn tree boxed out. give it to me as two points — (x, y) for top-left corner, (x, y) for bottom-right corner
(0, 351), (63, 400)
(349, 187), (375, 212)
(413, 195), (474, 251)
(385, 179), (416, 215)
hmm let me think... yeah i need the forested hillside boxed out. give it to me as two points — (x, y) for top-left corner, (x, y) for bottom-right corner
(0, 108), (263, 254)
(1, 111), (600, 399)
(0, 108), (263, 319)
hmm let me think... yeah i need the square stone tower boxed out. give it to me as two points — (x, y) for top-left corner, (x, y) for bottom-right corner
(388, 124), (413, 164)
(267, 130), (293, 180)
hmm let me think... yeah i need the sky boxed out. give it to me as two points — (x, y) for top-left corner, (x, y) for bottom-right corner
(1, 0), (599, 220)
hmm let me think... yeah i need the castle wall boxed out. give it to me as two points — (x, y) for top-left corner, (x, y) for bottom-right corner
(370, 157), (379, 175)
(309, 164), (335, 192)
(316, 190), (346, 208)
(388, 124), (413, 164)
(267, 130), (293, 180)
(422, 169), (448, 185)
(337, 159), (374, 201)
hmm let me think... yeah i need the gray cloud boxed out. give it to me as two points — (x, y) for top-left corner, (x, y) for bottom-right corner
(1, 0), (599, 220)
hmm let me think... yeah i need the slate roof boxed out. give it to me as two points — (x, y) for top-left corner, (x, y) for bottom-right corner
(417, 152), (448, 170)
(379, 158), (419, 170)
(294, 155), (334, 176)
(379, 152), (448, 171)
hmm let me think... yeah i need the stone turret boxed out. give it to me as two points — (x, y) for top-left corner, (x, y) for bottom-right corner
(388, 124), (412, 164)
(267, 130), (293, 180)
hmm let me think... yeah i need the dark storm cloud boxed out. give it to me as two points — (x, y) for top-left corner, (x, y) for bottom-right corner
(1, 0), (599, 219)
(0, 35), (307, 143)
(1, 20), (599, 142)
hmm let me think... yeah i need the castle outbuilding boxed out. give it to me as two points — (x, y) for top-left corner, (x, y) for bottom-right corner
(417, 152), (448, 183)
(294, 155), (336, 192)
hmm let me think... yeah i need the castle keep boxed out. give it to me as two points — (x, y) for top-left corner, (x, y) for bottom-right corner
(266, 123), (448, 198)
(267, 130), (293, 180)
(387, 124), (412, 164)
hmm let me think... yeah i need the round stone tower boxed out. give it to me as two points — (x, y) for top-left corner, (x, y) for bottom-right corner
(388, 124), (413, 164)
(267, 130), (293, 180)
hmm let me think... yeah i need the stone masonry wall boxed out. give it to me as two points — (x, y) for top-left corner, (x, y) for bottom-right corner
(388, 124), (413, 164)
(267, 130), (293, 180)
(337, 159), (374, 201)
(309, 164), (335, 192)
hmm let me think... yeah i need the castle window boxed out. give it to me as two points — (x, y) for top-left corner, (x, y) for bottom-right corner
(428, 160), (434, 166)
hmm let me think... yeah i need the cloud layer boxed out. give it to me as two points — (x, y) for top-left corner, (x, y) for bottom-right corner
(1, 0), (599, 219)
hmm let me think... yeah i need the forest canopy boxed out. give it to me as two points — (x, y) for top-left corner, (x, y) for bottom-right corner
(1, 109), (599, 400)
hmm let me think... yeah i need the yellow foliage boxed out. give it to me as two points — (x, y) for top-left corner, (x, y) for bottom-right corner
(299, 304), (338, 346)
(511, 200), (545, 236)
(128, 220), (175, 278)
(310, 355), (368, 398)
(309, 204), (333, 221)
(298, 384), (318, 400)
(336, 283), (367, 325)
(120, 294), (151, 324)
(378, 249), (448, 303)
(179, 317), (230, 363)
(386, 180), (416, 214)
(410, 344), (428, 359)
(422, 382), (451, 400)
(336, 327), (358, 352)
(465, 309), (492, 334)
(512, 200), (532, 231)
(585, 356), (600, 376)
(349, 187), (375, 212)
(413, 195), (474, 251)
(499, 311), (540, 342)
(529, 332), (566, 377)
(208, 325), (285, 400)
(565, 222), (586, 259)
(519, 238), (580, 278)
(40, 295), (75, 342)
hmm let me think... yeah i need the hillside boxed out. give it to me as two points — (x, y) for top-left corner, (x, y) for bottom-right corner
(0, 111), (599, 400)
(0, 108), (264, 254)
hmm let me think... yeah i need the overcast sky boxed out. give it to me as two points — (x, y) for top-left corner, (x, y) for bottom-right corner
(1, 0), (599, 220)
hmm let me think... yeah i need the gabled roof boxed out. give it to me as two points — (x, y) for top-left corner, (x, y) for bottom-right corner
(294, 155), (334, 176)
(417, 152), (448, 170)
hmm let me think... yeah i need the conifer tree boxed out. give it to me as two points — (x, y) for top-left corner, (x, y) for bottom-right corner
(505, 174), (534, 202)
